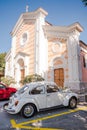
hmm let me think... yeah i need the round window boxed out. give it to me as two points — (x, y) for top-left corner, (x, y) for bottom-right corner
(20, 32), (28, 46)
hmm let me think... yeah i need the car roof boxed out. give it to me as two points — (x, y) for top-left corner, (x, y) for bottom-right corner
(26, 81), (57, 88)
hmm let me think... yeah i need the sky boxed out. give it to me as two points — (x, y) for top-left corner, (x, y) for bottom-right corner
(0, 0), (87, 53)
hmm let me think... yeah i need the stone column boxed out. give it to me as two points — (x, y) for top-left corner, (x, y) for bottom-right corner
(67, 31), (80, 92)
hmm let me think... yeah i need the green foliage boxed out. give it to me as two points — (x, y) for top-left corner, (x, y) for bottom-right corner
(0, 53), (6, 75)
(1, 76), (16, 86)
(20, 74), (44, 85)
(82, 0), (87, 6)
(0, 53), (6, 68)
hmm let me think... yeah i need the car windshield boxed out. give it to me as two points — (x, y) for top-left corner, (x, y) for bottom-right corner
(0, 84), (6, 89)
(18, 85), (29, 94)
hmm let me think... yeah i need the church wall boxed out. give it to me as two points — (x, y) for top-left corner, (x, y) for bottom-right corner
(80, 50), (87, 82)
(15, 22), (35, 74)
(47, 38), (69, 86)
(48, 39), (67, 63)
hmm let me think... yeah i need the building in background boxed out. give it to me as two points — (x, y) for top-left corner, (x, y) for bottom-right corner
(5, 8), (87, 95)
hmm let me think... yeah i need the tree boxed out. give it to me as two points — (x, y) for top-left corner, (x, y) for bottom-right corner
(0, 52), (6, 68)
(81, 0), (87, 6)
(0, 53), (6, 80)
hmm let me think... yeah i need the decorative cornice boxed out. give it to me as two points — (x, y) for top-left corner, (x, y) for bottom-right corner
(68, 22), (83, 32)
(11, 8), (48, 36)
(80, 47), (87, 53)
(14, 52), (29, 59)
(43, 22), (83, 39)
(44, 30), (69, 39)
(80, 40), (87, 53)
(35, 7), (48, 16)
(80, 40), (87, 48)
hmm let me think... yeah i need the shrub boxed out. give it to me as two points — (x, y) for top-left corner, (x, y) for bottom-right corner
(20, 74), (44, 85)
(1, 76), (16, 86)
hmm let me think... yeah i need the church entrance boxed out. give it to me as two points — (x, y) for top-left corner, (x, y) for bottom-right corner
(54, 68), (64, 87)
(18, 59), (25, 81)
(20, 68), (25, 81)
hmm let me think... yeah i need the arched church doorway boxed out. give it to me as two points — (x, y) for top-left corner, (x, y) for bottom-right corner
(54, 68), (64, 87)
(18, 59), (25, 81)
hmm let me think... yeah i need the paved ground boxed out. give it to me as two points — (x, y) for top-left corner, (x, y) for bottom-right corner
(0, 100), (87, 130)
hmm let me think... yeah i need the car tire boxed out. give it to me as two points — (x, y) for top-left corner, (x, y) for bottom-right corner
(69, 97), (77, 109)
(21, 103), (36, 118)
(3, 103), (8, 110)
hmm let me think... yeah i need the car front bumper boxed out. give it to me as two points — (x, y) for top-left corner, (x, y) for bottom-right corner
(3, 103), (16, 114)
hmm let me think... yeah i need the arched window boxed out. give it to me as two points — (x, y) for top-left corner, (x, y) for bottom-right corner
(20, 32), (29, 46)
(83, 56), (86, 68)
(22, 33), (27, 43)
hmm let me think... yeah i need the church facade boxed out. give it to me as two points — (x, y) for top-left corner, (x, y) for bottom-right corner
(5, 8), (87, 92)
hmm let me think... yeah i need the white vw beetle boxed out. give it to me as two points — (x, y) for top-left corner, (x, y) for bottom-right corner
(4, 81), (78, 118)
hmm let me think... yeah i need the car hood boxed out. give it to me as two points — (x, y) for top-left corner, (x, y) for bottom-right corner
(9, 87), (17, 90)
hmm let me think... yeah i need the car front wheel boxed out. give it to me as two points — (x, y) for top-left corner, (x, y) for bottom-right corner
(21, 104), (36, 118)
(69, 97), (77, 109)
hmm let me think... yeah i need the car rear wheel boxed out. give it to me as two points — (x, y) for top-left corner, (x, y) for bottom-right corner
(69, 97), (77, 109)
(21, 104), (36, 118)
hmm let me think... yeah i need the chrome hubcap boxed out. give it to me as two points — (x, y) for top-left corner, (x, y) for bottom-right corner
(24, 105), (34, 116)
(70, 99), (76, 107)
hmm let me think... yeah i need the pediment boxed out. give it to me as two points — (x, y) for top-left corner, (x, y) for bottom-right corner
(14, 52), (29, 59)
(11, 8), (48, 36)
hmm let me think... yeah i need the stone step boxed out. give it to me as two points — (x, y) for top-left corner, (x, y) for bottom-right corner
(79, 95), (87, 102)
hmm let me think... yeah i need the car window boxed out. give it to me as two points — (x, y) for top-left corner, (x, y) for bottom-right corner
(46, 85), (59, 93)
(30, 85), (45, 95)
(18, 85), (29, 94)
(0, 84), (6, 89)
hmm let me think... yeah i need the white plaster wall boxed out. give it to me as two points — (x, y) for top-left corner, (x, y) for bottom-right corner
(24, 56), (29, 76)
(5, 36), (16, 78)
(10, 36), (16, 78)
(35, 13), (48, 78)
(67, 32), (80, 90)
(34, 19), (39, 74)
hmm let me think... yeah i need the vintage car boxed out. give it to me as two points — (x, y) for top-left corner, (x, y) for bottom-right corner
(0, 82), (17, 100)
(4, 81), (78, 118)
